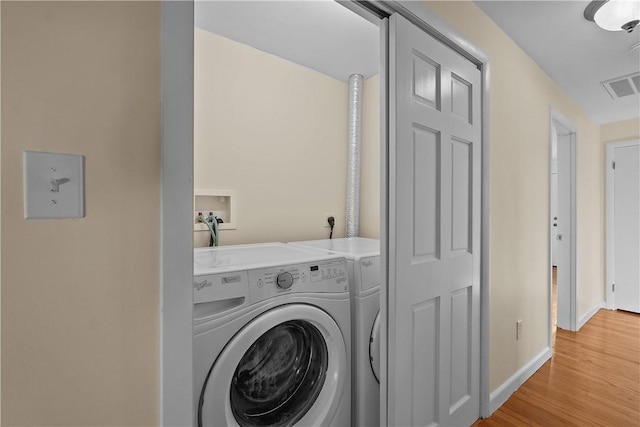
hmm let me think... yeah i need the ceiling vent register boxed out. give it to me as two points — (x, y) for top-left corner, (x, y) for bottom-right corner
(601, 72), (640, 99)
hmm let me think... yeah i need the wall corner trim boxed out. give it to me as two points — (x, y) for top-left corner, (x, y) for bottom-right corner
(488, 347), (552, 416)
(160, 1), (195, 425)
(577, 302), (606, 330)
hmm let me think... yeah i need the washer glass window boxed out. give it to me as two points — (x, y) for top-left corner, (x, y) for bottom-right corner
(230, 320), (328, 427)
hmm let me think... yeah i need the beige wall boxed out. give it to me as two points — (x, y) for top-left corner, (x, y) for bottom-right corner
(1, 1), (619, 422)
(1, 2), (160, 425)
(601, 117), (640, 143)
(425, 1), (604, 392)
(194, 29), (379, 246)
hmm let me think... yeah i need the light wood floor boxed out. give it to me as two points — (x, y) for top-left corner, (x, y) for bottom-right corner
(473, 308), (640, 426)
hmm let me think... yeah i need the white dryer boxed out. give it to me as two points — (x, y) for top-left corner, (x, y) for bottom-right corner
(193, 243), (351, 427)
(288, 238), (381, 427)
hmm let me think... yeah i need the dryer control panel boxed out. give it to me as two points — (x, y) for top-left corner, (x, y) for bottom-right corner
(358, 256), (381, 293)
(248, 258), (348, 304)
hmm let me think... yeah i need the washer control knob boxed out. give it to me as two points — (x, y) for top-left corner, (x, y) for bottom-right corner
(276, 272), (294, 289)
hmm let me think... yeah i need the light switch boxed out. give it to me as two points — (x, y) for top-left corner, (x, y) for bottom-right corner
(24, 151), (85, 219)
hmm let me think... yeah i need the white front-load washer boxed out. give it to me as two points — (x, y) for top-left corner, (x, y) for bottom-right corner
(193, 243), (351, 427)
(288, 238), (381, 427)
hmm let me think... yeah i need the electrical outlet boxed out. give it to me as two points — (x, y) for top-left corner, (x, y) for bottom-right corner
(516, 320), (523, 340)
(323, 213), (335, 228)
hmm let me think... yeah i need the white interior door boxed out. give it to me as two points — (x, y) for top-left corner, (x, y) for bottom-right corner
(387, 13), (481, 426)
(613, 143), (640, 313)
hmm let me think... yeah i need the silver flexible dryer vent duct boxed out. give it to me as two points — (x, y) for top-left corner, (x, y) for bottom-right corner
(346, 74), (363, 238)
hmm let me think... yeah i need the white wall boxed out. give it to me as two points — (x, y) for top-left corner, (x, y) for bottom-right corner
(194, 29), (379, 246)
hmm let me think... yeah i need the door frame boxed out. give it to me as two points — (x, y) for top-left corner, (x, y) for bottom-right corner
(160, 2), (195, 425)
(605, 139), (640, 309)
(159, 1), (491, 423)
(548, 108), (577, 338)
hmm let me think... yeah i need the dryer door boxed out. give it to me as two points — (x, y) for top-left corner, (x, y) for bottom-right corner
(199, 304), (347, 427)
(369, 310), (381, 383)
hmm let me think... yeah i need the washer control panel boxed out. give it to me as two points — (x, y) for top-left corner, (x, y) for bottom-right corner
(248, 258), (348, 303)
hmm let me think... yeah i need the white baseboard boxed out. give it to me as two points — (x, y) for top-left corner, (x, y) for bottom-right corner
(486, 302), (605, 417)
(488, 347), (552, 415)
(577, 301), (605, 330)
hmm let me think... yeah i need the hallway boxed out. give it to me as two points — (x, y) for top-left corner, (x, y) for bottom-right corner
(475, 309), (640, 426)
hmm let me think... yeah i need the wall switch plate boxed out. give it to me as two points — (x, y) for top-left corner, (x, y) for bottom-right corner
(24, 151), (85, 219)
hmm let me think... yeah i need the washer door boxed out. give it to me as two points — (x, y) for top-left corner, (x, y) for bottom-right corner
(199, 304), (347, 427)
(369, 310), (381, 383)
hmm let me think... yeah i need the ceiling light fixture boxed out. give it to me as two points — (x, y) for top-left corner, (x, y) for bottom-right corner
(584, 0), (640, 33)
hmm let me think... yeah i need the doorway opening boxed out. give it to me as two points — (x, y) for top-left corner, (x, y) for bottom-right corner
(549, 109), (577, 343)
(160, 1), (491, 424)
(191, 2), (382, 426)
